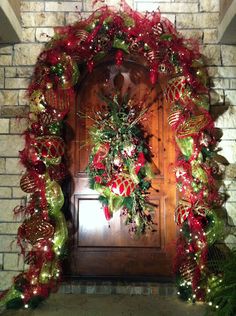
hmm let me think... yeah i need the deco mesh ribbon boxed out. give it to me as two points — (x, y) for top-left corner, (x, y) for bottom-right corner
(0, 0), (224, 311)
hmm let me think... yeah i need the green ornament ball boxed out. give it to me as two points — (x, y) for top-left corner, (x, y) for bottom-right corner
(56, 68), (64, 76)
(48, 122), (62, 135)
(50, 66), (57, 73)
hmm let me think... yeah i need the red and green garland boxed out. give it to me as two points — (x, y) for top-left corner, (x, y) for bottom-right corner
(0, 1), (225, 311)
(87, 95), (154, 235)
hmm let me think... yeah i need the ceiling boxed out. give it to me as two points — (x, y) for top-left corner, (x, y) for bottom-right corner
(0, 0), (21, 43)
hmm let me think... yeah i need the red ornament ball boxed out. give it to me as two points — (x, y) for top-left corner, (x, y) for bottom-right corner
(34, 136), (65, 159)
(33, 161), (47, 175)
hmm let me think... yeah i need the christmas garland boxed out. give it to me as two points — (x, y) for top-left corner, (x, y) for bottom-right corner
(0, 1), (224, 311)
(87, 95), (154, 235)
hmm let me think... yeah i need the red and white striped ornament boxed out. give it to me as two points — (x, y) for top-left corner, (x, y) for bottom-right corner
(174, 200), (191, 225)
(168, 105), (183, 127)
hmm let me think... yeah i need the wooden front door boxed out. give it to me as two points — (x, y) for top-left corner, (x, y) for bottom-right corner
(64, 57), (177, 280)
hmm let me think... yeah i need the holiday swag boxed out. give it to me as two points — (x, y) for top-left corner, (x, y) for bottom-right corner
(87, 95), (154, 236)
(0, 1), (229, 314)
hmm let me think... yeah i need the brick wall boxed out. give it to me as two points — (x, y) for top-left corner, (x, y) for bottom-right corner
(0, 0), (235, 290)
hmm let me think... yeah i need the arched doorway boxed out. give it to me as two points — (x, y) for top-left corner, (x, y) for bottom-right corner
(65, 55), (177, 280)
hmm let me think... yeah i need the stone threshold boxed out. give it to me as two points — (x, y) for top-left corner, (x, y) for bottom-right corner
(58, 280), (177, 296)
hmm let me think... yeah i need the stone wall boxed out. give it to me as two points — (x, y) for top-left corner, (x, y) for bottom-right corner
(0, 0), (235, 290)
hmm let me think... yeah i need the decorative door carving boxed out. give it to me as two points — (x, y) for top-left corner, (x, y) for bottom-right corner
(64, 56), (177, 280)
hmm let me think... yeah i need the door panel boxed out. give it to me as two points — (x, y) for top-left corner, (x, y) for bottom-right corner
(65, 57), (176, 280)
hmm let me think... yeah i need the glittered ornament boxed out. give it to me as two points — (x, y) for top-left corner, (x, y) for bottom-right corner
(48, 122), (62, 135)
(179, 257), (196, 284)
(38, 110), (55, 126)
(33, 161), (47, 175)
(164, 76), (187, 104)
(19, 214), (54, 245)
(168, 104), (183, 127)
(111, 174), (135, 197)
(175, 200), (191, 225)
(20, 172), (41, 193)
(33, 136), (65, 159)
(176, 115), (209, 138)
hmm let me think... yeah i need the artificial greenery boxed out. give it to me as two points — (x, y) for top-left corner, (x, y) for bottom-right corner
(206, 248), (236, 316)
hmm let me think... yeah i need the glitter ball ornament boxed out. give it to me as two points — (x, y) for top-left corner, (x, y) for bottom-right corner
(179, 257), (196, 283)
(19, 214), (54, 245)
(33, 161), (47, 175)
(33, 136), (65, 159)
(38, 110), (55, 126)
(111, 174), (135, 197)
(20, 172), (40, 193)
(175, 200), (191, 225)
